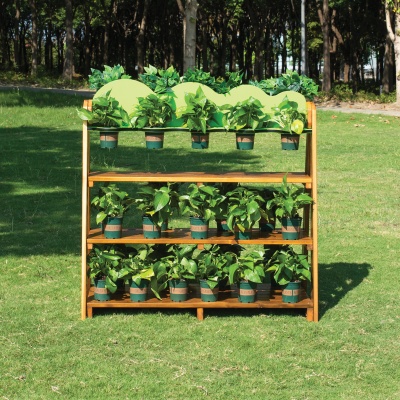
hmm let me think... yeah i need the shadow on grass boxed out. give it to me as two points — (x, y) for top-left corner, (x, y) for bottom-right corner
(318, 262), (371, 319)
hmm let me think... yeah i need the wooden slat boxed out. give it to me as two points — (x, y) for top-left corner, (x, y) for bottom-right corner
(88, 171), (312, 185)
(87, 228), (313, 245)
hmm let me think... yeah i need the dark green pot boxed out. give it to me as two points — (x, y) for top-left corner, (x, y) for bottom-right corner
(238, 280), (257, 303)
(190, 217), (209, 239)
(259, 217), (275, 233)
(281, 134), (300, 150)
(234, 226), (252, 240)
(169, 279), (188, 302)
(191, 132), (209, 149)
(200, 280), (219, 302)
(94, 278), (110, 301)
(130, 280), (148, 302)
(145, 130), (164, 149)
(282, 281), (301, 303)
(216, 219), (230, 236)
(104, 216), (123, 239)
(99, 130), (119, 149)
(142, 215), (161, 239)
(281, 217), (302, 240)
(236, 131), (255, 150)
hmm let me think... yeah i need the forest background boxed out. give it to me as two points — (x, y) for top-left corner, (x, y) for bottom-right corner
(1, 0), (400, 100)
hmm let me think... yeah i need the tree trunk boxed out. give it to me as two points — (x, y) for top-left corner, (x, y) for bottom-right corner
(318, 0), (331, 91)
(14, 0), (21, 69)
(384, 1), (400, 100)
(136, 0), (150, 75)
(177, 0), (198, 72)
(382, 34), (394, 93)
(62, 0), (74, 80)
(29, 0), (38, 76)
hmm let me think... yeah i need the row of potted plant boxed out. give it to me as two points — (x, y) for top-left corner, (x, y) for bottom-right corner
(92, 175), (313, 241)
(88, 243), (311, 305)
(77, 89), (307, 151)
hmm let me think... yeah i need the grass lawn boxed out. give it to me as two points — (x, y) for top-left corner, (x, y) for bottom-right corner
(1, 89), (400, 399)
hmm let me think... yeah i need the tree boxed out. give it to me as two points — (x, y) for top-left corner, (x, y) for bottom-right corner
(62, 0), (74, 80)
(176, 0), (198, 72)
(385, 0), (400, 103)
(29, 0), (38, 76)
(316, 0), (331, 91)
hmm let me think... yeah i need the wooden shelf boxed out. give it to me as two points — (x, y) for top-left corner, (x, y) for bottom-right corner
(88, 171), (313, 186)
(86, 287), (314, 321)
(87, 228), (313, 246)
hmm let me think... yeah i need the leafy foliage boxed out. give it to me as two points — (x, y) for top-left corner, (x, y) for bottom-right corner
(225, 96), (266, 130)
(176, 86), (220, 133)
(268, 96), (306, 133)
(228, 250), (266, 284)
(76, 91), (130, 127)
(267, 174), (313, 219)
(138, 65), (180, 93)
(130, 93), (174, 128)
(266, 245), (311, 285)
(88, 65), (131, 90)
(250, 71), (318, 100)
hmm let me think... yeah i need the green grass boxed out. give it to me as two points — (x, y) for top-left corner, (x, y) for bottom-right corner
(1, 89), (400, 399)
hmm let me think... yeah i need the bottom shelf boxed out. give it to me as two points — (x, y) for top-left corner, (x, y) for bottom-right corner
(86, 286), (315, 321)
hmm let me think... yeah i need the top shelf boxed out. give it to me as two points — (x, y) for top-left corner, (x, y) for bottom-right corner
(88, 171), (313, 185)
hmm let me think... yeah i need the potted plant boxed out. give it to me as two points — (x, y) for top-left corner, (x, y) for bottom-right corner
(175, 86), (220, 149)
(266, 245), (311, 303)
(195, 244), (235, 302)
(87, 245), (124, 301)
(267, 96), (307, 150)
(259, 187), (277, 233)
(225, 186), (266, 240)
(76, 90), (130, 149)
(134, 182), (179, 238)
(179, 183), (225, 239)
(266, 174), (313, 240)
(88, 64), (131, 90)
(153, 244), (198, 302)
(228, 250), (266, 303)
(213, 183), (238, 235)
(225, 97), (266, 150)
(118, 244), (155, 302)
(91, 183), (133, 239)
(130, 93), (174, 149)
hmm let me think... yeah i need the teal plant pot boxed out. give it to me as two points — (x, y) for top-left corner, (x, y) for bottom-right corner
(216, 219), (230, 236)
(169, 279), (188, 302)
(99, 129), (119, 149)
(259, 217), (275, 233)
(142, 215), (161, 239)
(94, 278), (110, 301)
(281, 134), (300, 150)
(104, 216), (123, 239)
(281, 217), (302, 240)
(282, 281), (301, 303)
(190, 217), (209, 239)
(234, 226), (252, 240)
(145, 130), (164, 149)
(238, 280), (257, 303)
(130, 280), (148, 302)
(200, 280), (219, 302)
(236, 131), (255, 150)
(191, 133), (209, 149)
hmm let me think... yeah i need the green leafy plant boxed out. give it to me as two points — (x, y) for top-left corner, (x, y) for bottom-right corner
(118, 244), (155, 286)
(249, 71), (318, 100)
(176, 86), (220, 133)
(134, 182), (179, 226)
(76, 90), (130, 127)
(91, 183), (133, 224)
(266, 175), (313, 219)
(179, 183), (225, 221)
(225, 186), (266, 232)
(266, 245), (311, 285)
(182, 67), (216, 88)
(225, 97), (266, 130)
(88, 64), (131, 91)
(268, 96), (307, 134)
(195, 244), (235, 289)
(130, 93), (174, 128)
(138, 65), (180, 93)
(87, 245), (124, 293)
(228, 250), (266, 284)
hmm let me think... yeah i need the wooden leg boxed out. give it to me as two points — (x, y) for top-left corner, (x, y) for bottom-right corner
(197, 308), (204, 321)
(87, 306), (93, 318)
(306, 308), (314, 322)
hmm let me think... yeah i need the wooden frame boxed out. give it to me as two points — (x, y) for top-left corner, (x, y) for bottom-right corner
(81, 100), (318, 321)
